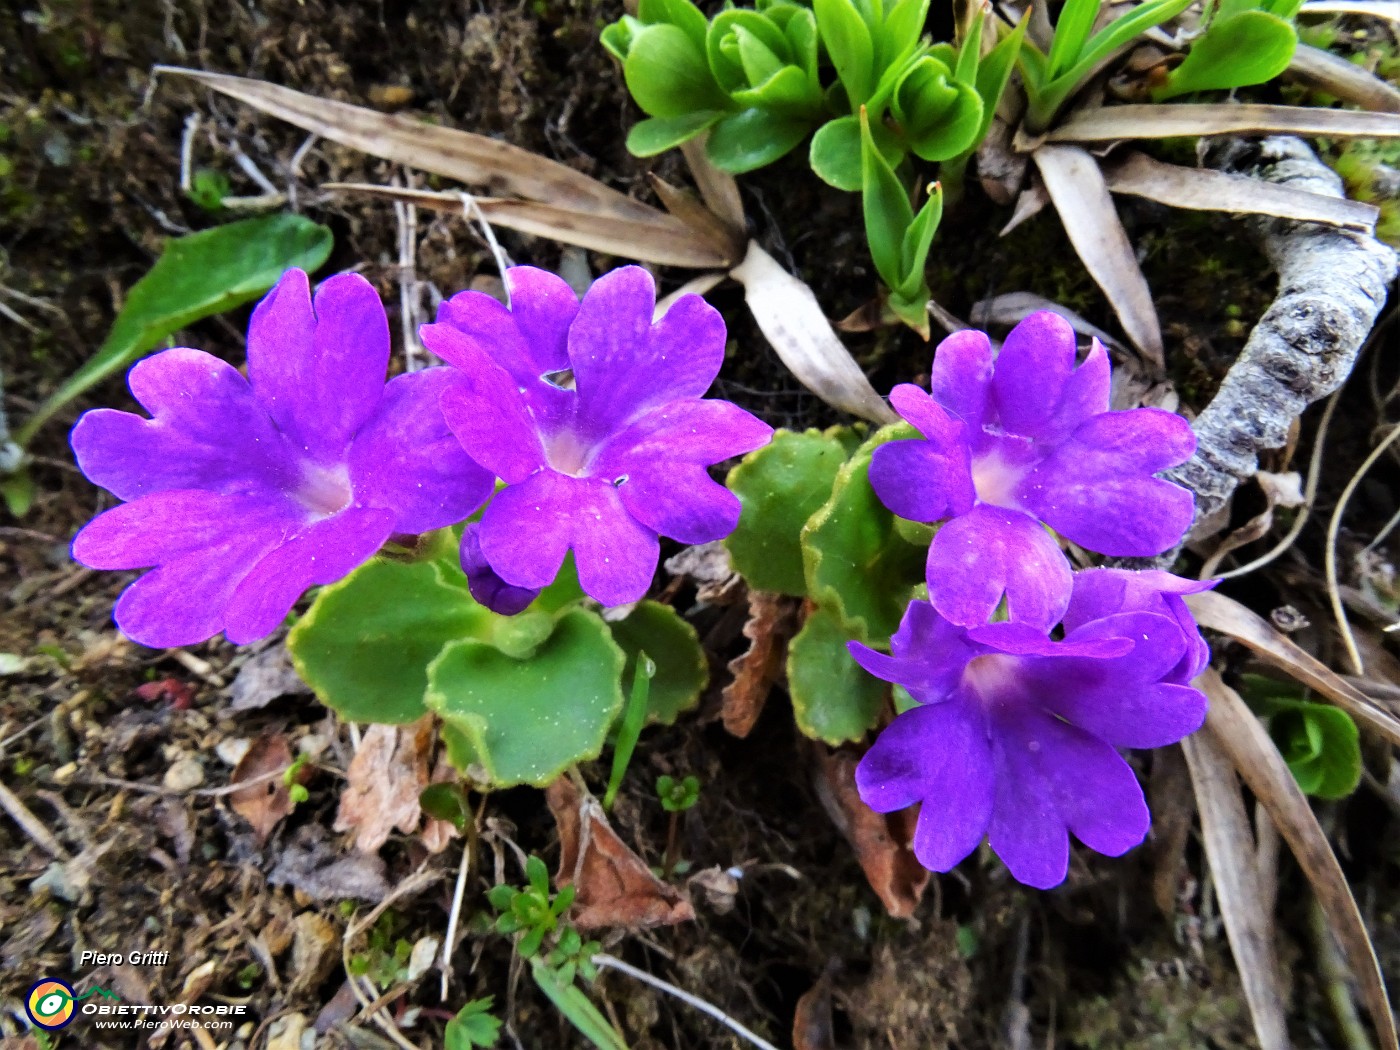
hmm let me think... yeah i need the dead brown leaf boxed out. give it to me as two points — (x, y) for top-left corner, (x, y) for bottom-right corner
(1188, 590), (1400, 746)
(792, 969), (838, 1050)
(229, 644), (312, 712)
(545, 776), (695, 930)
(335, 718), (434, 853)
(1198, 669), (1399, 1050)
(812, 746), (929, 919)
(229, 733), (295, 846)
(722, 591), (800, 738)
(730, 242), (900, 424)
(1181, 729), (1288, 1050)
(1049, 102), (1400, 143)
(1102, 150), (1379, 232)
(1034, 144), (1164, 369)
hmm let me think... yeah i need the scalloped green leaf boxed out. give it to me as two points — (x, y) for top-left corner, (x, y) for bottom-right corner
(801, 424), (927, 644)
(724, 426), (861, 595)
(608, 601), (708, 725)
(288, 557), (493, 724)
(788, 605), (886, 743)
(427, 609), (626, 788)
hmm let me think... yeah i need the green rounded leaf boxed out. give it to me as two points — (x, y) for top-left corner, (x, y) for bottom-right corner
(1271, 703), (1361, 801)
(809, 113), (903, 192)
(289, 557), (492, 724)
(1154, 12), (1297, 100)
(896, 64), (984, 163)
(626, 112), (725, 156)
(625, 23), (727, 118)
(788, 605), (886, 743)
(706, 108), (813, 173)
(724, 426), (861, 595)
(608, 601), (708, 725)
(709, 11), (792, 94)
(812, 0), (876, 106)
(801, 424), (927, 644)
(428, 609), (626, 788)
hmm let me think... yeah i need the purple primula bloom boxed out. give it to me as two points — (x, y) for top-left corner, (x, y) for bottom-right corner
(850, 572), (1209, 889)
(869, 311), (1197, 630)
(70, 268), (494, 648)
(421, 265), (773, 611)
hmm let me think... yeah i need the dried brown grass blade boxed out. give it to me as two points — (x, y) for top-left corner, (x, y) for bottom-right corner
(1103, 151), (1380, 232)
(1181, 730), (1289, 1050)
(681, 135), (747, 235)
(1048, 103), (1400, 143)
(1288, 43), (1400, 114)
(159, 68), (660, 215)
(1033, 145), (1164, 370)
(1187, 590), (1400, 747)
(1196, 669), (1398, 1050)
(162, 66), (731, 266)
(323, 183), (733, 269)
(646, 173), (745, 262)
(729, 242), (898, 423)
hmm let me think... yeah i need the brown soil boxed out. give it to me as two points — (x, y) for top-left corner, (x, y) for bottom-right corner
(3, 2), (1398, 1049)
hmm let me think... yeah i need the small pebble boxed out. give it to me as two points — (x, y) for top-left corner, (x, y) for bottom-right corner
(163, 757), (205, 792)
(216, 737), (252, 767)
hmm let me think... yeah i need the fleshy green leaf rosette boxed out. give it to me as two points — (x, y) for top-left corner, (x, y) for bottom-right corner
(723, 424), (926, 743)
(289, 536), (708, 788)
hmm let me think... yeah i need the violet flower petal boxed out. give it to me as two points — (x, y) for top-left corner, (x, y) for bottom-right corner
(928, 328), (994, 431)
(476, 471), (577, 590)
(1065, 568), (1215, 683)
(461, 522), (540, 616)
(855, 701), (996, 872)
(869, 437), (974, 523)
(616, 463), (742, 545)
(347, 368), (495, 535)
(223, 507), (396, 644)
(569, 480), (662, 606)
(247, 271), (389, 463)
(426, 323), (549, 484)
(1018, 408), (1197, 557)
(570, 269), (725, 440)
(848, 600), (982, 704)
(925, 504), (1073, 630)
(990, 311), (1079, 440)
(590, 398), (775, 472)
(110, 511), (297, 648)
(70, 350), (296, 501)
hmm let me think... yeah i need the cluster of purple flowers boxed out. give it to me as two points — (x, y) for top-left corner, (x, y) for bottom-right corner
(71, 266), (771, 646)
(71, 265), (1206, 891)
(852, 313), (1209, 887)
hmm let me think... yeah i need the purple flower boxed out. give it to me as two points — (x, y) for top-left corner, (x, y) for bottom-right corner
(869, 311), (1196, 631)
(421, 265), (773, 611)
(71, 269), (494, 648)
(850, 571), (1209, 889)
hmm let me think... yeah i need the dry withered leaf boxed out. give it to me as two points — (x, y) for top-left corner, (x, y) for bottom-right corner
(1182, 729), (1288, 1050)
(1198, 669), (1398, 1050)
(722, 591), (800, 738)
(812, 746), (928, 919)
(545, 776), (695, 930)
(229, 733), (295, 846)
(1033, 144), (1164, 369)
(229, 644), (312, 712)
(792, 969), (838, 1050)
(334, 717), (434, 853)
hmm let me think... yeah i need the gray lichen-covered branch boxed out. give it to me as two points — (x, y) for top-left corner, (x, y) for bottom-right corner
(1164, 136), (1397, 555)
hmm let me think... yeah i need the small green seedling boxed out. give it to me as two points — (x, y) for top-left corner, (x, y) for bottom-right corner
(282, 753), (312, 805)
(656, 774), (701, 878)
(487, 855), (576, 959)
(604, 650), (656, 809)
(445, 996), (502, 1050)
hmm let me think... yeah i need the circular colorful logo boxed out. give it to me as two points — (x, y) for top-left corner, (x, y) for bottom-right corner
(26, 978), (76, 1030)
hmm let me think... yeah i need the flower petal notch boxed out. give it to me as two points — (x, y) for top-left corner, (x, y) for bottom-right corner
(869, 310), (1196, 629)
(425, 265), (774, 613)
(71, 268), (495, 648)
(851, 572), (1210, 889)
